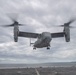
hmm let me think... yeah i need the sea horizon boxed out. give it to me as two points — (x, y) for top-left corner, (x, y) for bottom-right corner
(0, 62), (76, 69)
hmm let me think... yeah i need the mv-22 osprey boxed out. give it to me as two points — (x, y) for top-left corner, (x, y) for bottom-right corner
(2, 18), (75, 49)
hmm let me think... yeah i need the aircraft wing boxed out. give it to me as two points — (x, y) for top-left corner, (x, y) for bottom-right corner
(51, 32), (64, 38)
(18, 31), (41, 38)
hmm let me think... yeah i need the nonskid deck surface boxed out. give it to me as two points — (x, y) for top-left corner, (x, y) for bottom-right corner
(0, 67), (76, 75)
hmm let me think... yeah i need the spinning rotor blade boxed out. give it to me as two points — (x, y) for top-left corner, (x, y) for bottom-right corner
(60, 19), (76, 27)
(52, 19), (76, 28)
(1, 24), (24, 27)
(18, 24), (25, 26)
(59, 25), (76, 28)
(6, 13), (21, 25)
(48, 18), (76, 28)
(1, 24), (14, 27)
(7, 13), (19, 23)
(1, 14), (25, 27)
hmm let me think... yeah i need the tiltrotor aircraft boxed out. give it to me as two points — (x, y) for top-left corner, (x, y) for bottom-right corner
(1, 18), (75, 49)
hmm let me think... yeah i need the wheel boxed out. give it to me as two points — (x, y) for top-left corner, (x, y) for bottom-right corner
(33, 47), (36, 50)
(47, 47), (50, 49)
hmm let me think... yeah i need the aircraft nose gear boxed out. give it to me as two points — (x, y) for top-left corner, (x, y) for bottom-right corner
(47, 46), (50, 49)
(33, 47), (36, 50)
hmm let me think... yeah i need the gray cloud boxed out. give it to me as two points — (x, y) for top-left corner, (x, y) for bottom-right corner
(0, 0), (76, 63)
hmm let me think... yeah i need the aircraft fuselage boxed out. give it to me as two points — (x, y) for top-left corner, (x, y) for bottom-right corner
(34, 32), (52, 48)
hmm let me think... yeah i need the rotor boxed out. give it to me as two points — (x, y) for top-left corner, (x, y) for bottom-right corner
(59, 19), (76, 28)
(1, 13), (24, 27)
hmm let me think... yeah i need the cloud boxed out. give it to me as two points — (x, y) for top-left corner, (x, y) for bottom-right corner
(0, 0), (76, 63)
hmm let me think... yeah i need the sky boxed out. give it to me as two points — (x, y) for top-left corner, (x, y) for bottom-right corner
(0, 0), (76, 64)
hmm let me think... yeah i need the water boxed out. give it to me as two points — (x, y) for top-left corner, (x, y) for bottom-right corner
(0, 62), (76, 69)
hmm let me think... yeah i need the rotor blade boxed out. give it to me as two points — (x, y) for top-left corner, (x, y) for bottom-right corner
(7, 13), (19, 22)
(6, 13), (20, 25)
(1, 23), (26, 27)
(18, 24), (25, 26)
(58, 19), (76, 27)
(68, 26), (76, 28)
(64, 19), (76, 26)
(59, 25), (76, 28)
(0, 24), (14, 27)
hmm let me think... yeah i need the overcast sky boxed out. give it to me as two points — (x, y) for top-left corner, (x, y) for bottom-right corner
(0, 0), (76, 64)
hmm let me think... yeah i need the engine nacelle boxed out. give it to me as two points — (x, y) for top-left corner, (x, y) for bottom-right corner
(64, 26), (70, 42)
(14, 25), (19, 42)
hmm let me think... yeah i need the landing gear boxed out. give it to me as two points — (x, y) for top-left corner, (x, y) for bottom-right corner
(47, 45), (50, 49)
(33, 47), (36, 50)
(46, 44), (50, 49)
(47, 47), (50, 49)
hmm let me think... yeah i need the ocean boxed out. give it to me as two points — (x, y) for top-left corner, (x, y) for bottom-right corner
(0, 62), (76, 69)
